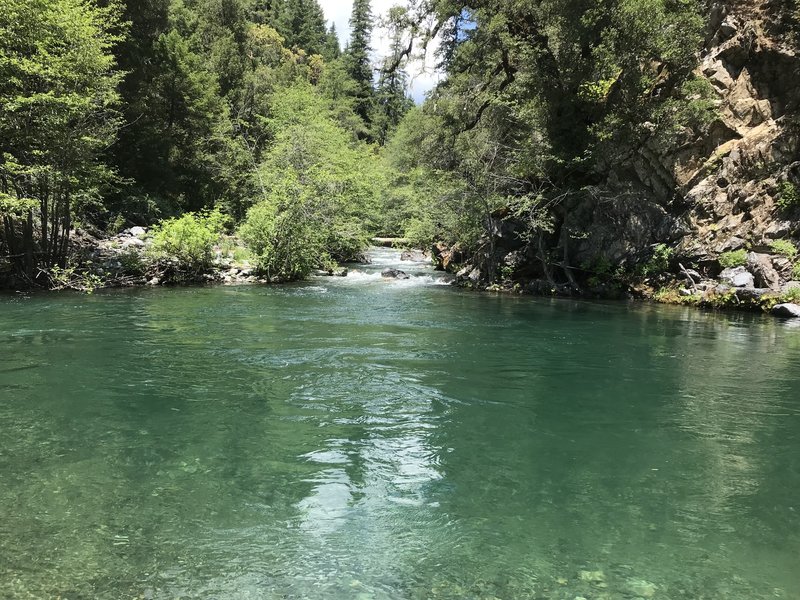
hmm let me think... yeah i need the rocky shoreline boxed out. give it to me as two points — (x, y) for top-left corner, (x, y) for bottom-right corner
(432, 241), (800, 320)
(4, 228), (800, 320)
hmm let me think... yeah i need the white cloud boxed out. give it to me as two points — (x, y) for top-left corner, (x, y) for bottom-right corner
(319, 0), (440, 103)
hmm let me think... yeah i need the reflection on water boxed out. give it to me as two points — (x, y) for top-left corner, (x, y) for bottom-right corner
(1, 249), (799, 599)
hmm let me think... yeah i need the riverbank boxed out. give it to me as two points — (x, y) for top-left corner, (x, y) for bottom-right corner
(432, 242), (800, 320)
(4, 230), (800, 320)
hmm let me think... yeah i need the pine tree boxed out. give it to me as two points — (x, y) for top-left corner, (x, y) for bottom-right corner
(251, 0), (281, 26)
(275, 0), (327, 56)
(372, 68), (413, 145)
(324, 23), (340, 61)
(346, 0), (374, 125)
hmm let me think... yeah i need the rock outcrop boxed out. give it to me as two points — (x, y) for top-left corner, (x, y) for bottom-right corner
(447, 0), (800, 313)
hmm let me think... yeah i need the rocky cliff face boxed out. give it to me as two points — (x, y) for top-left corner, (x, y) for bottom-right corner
(567, 0), (799, 268)
(454, 0), (800, 305)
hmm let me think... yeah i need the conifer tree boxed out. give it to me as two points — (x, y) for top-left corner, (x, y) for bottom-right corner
(275, 0), (327, 56)
(346, 0), (374, 125)
(372, 68), (413, 145)
(324, 23), (341, 61)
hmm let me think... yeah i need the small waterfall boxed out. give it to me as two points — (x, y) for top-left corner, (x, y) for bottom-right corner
(334, 247), (451, 287)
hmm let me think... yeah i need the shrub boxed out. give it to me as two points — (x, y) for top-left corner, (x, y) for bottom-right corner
(239, 198), (330, 281)
(793, 262), (800, 281)
(783, 286), (800, 303)
(777, 181), (799, 210)
(770, 239), (798, 260)
(148, 210), (226, 274)
(719, 249), (747, 268)
(118, 248), (146, 276)
(642, 243), (673, 276)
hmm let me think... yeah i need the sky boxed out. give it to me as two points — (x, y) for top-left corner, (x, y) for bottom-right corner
(318, 0), (440, 103)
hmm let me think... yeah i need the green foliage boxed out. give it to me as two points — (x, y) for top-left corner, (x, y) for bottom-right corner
(346, 0), (374, 126)
(770, 239), (798, 260)
(274, 0), (331, 58)
(777, 181), (799, 210)
(148, 210), (226, 273)
(0, 0), (123, 279)
(641, 243), (674, 276)
(793, 262), (800, 281)
(48, 264), (104, 293)
(783, 286), (800, 303)
(719, 249), (748, 268)
(239, 84), (374, 280)
(118, 248), (147, 276)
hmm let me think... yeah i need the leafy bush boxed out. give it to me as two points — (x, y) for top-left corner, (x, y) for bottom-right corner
(783, 286), (800, 303)
(148, 210), (226, 273)
(770, 239), (798, 260)
(719, 249), (747, 268)
(239, 195), (330, 281)
(239, 84), (374, 281)
(777, 181), (799, 210)
(641, 243), (673, 276)
(118, 248), (146, 276)
(793, 262), (800, 281)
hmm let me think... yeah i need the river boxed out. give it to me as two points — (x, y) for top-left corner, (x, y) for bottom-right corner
(1, 248), (799, 599)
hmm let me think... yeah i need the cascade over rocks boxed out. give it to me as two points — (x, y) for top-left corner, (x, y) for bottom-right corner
(381, 268), (410, 279)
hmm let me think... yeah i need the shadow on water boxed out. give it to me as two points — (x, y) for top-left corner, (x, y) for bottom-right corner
(1, 248), (799, 598)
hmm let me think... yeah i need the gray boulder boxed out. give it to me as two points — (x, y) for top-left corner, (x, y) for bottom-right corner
(746, 252), (781, 290)
(381, 268), (410, 279)
(400, 250), (427, 262)
(719, 266), (755, 288)
(772, 303), (800, 318)
(782, 281), (800, 294)
(734, 287), (770, 302)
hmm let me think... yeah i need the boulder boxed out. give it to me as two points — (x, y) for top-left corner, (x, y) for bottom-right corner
(734, 287), (770, 303)
(719, 266), (754, 288)
(772, 303), (800, 318)
(128, 226), (147, 237)
(625, 579), (657, 598)
(121, 237), (145, 249)
(431, 242), (462, 271)
(381, 268), (410, 279)
(400, 250), (427, 262)
(781, 281), (800, 294)
(746, 252), (781, 290)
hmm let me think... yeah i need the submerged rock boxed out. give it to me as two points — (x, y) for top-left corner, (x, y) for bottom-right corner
(625, 578), (657, 598)
(381, 268), (410, 279)
(772, 303), (800, 318)
(578, 570), (605, 584)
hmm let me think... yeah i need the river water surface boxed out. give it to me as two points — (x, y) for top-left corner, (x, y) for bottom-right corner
(1, 249), (799, 599)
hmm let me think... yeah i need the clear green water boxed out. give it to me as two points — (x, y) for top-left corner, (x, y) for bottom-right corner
(1, 250), (799, 599)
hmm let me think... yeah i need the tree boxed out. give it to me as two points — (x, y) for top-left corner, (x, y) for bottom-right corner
(324, 23), (341, 61)
(346, 0), (375, 125)
(371, 7), (415, 145)
(274, 0), (329, 56)
(0, 0), (123, 283)
(239, 84), (378, 280)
